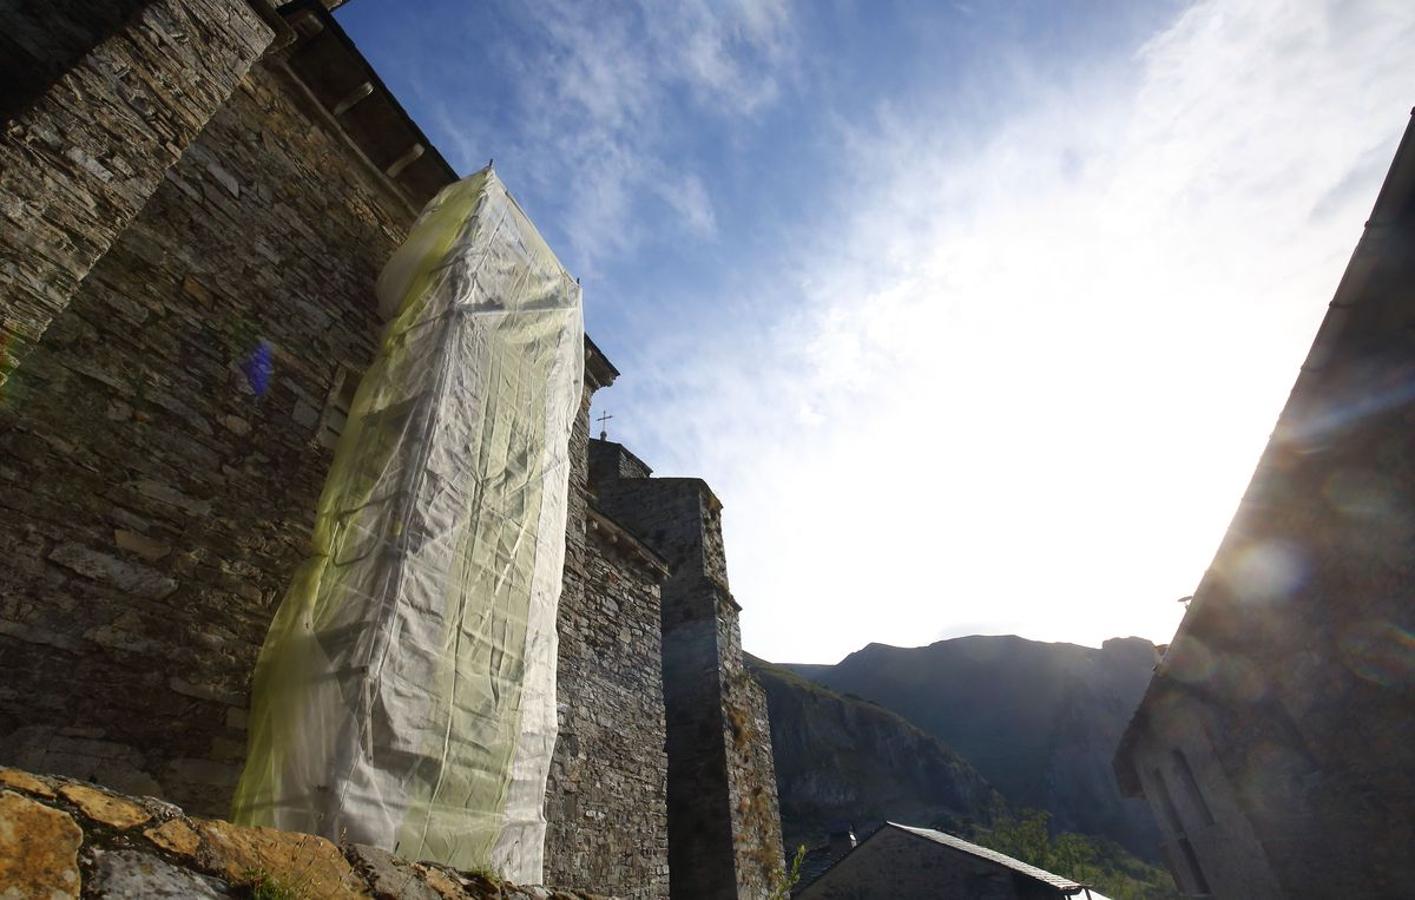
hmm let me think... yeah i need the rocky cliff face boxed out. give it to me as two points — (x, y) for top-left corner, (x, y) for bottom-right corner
(745, 655), (1001, 850)
(784, 635), (1162, 859)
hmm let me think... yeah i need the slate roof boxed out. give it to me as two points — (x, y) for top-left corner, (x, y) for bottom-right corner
(794, 842), (852, 893)
(888, 823), (1091, 894)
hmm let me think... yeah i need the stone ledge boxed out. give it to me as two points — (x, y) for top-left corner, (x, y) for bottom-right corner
(0, 766), (612, 899)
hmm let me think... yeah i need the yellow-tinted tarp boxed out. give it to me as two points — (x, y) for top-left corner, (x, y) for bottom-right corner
(232, 167), (583, 883)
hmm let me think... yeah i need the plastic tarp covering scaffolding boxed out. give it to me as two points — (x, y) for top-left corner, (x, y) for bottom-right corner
(232, 167), (583, 883)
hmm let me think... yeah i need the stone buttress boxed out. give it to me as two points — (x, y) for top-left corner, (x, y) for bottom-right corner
(590, 439), (785, 900)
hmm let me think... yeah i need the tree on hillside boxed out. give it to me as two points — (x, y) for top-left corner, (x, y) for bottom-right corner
(964, 810), (1180, 900)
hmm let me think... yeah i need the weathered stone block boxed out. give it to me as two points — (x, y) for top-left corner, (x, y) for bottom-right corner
(89, 849), (232, 898)
(349, 844), (442, 900)
(205, 163), (241, 199)
(0, 789), (83, 899)
(168, 678), (243, 707)
(194, 819), (369, 900)
(114, 529), (172, 562)
(47, 542), (177, 599)
(162, 759), (241, 790)
(145, 818), (201, 857)
(0, 768), (56, 799)
(0, 728), (165, 801)
(58, 783), (151, 829)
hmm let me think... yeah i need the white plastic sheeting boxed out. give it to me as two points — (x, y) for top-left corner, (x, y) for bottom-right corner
(232, 167), (583, 883)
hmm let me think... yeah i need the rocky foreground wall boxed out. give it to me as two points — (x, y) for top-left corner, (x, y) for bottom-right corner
(0, 767), (606, 899)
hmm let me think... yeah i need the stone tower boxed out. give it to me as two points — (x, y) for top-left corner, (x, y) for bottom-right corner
(589, 440), (785, 899)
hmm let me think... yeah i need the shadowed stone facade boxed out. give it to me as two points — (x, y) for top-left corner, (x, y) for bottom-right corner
(1114, 109), (1415, 899)
(543, 356), (672, 897)
(545, 509), (671, 897)
(0, 0), (280, 383)
(0, 11), (409, 813)
(1, 3), (780, 896)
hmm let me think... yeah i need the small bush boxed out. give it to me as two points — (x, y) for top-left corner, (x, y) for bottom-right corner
(967, 810), (1180, 900)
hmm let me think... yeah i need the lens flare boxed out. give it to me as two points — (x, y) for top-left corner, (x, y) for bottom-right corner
(1281, 369), (1415, 446)
(1338, 619), (1415, 687)
(1322, 468), (1394, 521)
(1227, 539), (1306, 605)
(242, 339), (274, 397)
(1167, 635), (1218, 686)
(1220, 652), (1268, 704)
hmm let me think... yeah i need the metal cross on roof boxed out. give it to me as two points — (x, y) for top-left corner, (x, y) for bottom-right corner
(597, 411), (613, 441)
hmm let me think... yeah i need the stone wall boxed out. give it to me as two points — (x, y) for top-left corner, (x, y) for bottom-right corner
(0, 58), (412, 815)
(0, 765), (598, 899)
(588, 439), (652, 483)
(0, 5), (781, 893)
(543, 361), (672, 897)
(0, 0), (276, 382)
(591, 443), (785, 899)
(718, 601), (785, 897)
(545, 514), (670, 897)
(1114, 111), (1415, 898)
(595, 478), (737, 899)
(1122, 696), (1282, 897)
(0, 0), (151, 121)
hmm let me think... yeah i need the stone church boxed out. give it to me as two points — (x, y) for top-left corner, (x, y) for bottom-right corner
(1114, 108), (1415, 899)
(0, 1), (783, 897)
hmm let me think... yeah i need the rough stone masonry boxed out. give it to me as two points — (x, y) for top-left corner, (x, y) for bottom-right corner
(0, 764), (602, 898)
(0, 2), (783, 897)
(592, 441), (785, 899)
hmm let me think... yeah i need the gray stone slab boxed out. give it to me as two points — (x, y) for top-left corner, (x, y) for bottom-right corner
(89, 849), (233, 898)
(348, 844), (441, 900)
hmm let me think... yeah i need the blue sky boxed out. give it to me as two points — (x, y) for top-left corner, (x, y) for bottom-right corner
(339, 0), (1414, 663)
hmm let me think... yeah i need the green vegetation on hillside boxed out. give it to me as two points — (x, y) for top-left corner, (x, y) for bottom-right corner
(788, 635), (1166, 859)
(964, 810), (1179, 900)
(755, 648), (1176, 898)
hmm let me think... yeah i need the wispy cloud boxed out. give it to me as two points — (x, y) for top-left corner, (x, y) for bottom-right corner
(608, 0), (1415, 661)
(353, 0), (1411, 662)
(426, 0), (797, 267)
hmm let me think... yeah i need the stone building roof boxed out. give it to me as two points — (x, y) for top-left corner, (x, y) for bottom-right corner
(887, 824), (1089, 893)
(795, 840), (854, 892)
(584, 335), (620, 389)
(800, 822), (1103, 898)
(279, 0), (458, 210)
(278, 0), (623, 386)
(587, 505), (671, 578)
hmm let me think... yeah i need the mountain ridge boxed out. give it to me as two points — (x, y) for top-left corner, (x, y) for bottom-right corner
(773, 633), (1162, 859)
(744, 654), (1003, 850)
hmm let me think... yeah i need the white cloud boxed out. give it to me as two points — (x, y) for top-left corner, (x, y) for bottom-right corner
(609, 0), (1415, 662)
(444, 0), (796, 266)
(654, 172), (717, 236)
